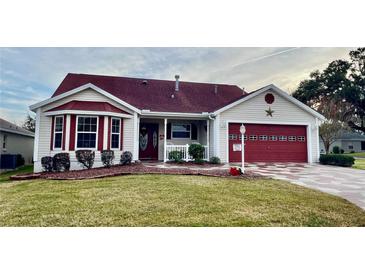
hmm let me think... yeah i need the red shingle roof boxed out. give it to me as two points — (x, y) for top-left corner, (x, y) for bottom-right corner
(46, 100), (130, 114)
(52, 73), (247, 113)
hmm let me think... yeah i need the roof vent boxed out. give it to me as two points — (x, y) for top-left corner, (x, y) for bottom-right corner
(214, 85), (218, 95)
(175, 75), (180, 91)
(142, 80), (148, 85)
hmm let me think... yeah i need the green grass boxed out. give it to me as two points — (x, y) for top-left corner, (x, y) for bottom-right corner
(353, 158), (365, 170)
(1, 174), (364, 227)
(344, 152), (365, 158)
(0, 165), (33, 183)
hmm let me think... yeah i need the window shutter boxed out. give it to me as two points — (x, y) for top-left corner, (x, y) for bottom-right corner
(167, 123), (171, 140)
(69, 115), (76, 151)
(98, 116), (104, 151)
(191, 124), (198, 140)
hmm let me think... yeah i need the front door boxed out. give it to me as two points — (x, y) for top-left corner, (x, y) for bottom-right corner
(139, 123), (159, 160)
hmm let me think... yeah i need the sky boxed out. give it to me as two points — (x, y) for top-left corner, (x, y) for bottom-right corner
(0, 47), (353, 125)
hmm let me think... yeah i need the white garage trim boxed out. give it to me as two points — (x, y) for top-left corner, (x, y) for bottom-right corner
(225, 120), (311, 164)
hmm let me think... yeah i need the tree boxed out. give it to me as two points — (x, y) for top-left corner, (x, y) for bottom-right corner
(319, 121), (343, 154)
(22, 113), (35, 133)
(293, 48), (365, 133)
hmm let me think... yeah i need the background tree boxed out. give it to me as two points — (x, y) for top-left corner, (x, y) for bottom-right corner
(319, 121), (343, 154)
(293, 48), (365, 134)
(22, 113), (35, 133)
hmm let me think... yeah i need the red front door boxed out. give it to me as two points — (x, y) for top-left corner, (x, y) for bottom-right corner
(139, 123), (159, 160)
(228, 123), (307, 163)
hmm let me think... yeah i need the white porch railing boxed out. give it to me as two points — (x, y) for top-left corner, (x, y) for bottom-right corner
(166, 145), (209, 161)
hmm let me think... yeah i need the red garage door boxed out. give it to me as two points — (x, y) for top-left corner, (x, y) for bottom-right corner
(228, 123), (307, 163)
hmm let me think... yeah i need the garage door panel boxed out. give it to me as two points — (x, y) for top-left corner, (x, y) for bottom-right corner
(228, 123), (307, 163)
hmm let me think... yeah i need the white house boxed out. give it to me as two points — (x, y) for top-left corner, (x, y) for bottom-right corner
(30, 73), (325, 172)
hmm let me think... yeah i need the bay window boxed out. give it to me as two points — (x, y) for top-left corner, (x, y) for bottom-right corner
(111, 118), (121, 149)
(53, 116), (64, 149)
(76, 116), (98, 149)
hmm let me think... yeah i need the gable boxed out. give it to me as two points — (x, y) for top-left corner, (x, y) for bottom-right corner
(220, 88), (317, 124)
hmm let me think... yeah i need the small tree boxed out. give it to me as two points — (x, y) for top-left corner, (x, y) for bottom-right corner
(120, 151), (132, 165)
(101, 150), (114, 168)
(188, 144), (205, 162)
(76, 150), (95, 169)
(319, 121), (343, 154)
(53, 153), (70, 172)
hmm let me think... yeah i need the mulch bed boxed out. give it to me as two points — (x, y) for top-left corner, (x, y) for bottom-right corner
(10, 163), (260, 181)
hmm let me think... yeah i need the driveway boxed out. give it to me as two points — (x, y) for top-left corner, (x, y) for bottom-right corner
(245, 163), (365, 210)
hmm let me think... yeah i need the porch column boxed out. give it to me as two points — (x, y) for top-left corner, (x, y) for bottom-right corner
(164, 118), (167, 162)
(65, 114), (71, 150)
(206, 119), (210, 160)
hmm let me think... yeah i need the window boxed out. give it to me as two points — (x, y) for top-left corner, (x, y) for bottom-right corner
(2, 134), (7, 150)
(288, 136), (296, 142)
(229, 134), (237, 140)
(259, 135), (268, 141)
(111, 118), (121, 149)
(238, 135), (247, 141)
(53, 116), (64, 149)
(76, 116), (98, 149)
(249, 135), (258, 141)
(279, 135), (287, 141)
(269, 135), (277, 141)
(297, 136), (305, 142)
(348, 145), (353, 150)
(172, 123), (191, 138)
(362, 141), (365, 151)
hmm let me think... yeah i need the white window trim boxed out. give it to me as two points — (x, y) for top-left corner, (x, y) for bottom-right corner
(171, 123), (192, 140)
(53, 115), (64, 150)
(2, 134), (7, 151)
(110, 117), (121, 150)
(75, 115), (99, 150)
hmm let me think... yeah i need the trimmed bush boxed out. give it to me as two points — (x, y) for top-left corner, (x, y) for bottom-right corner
(16, 154), (25, 167)
(120, 151), (132, 165)
(340, 149), (344, 154)
(209, 156), (221, 164)
(194, 158), (205, 165)
(53, 153), (70, 172)
(332, 146), (340, 154)
(168, 150), (183, 163)
(188, 144), (205, 161)
(41, 156), (53, 172)
(76, 150), (95, 169)
(101, 150), (115, 168)
(319, 154), (355, 167)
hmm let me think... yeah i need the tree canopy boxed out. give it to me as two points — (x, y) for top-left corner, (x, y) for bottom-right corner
(293, 48), (365, 133)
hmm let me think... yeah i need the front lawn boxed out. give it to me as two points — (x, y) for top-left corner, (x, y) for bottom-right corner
(0, 175), (364, 226)
(344, 152), (365, 158)
(0, 165), (33, 183)
(353, 158), (365, 170)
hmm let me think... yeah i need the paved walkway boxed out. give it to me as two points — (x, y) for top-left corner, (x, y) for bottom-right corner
(244, 163), (365, 210)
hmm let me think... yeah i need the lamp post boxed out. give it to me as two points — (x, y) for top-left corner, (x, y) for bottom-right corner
(240, 124), (246, 173)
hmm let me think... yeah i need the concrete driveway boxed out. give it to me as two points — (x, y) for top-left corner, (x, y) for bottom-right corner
(246, 163), (365, 210)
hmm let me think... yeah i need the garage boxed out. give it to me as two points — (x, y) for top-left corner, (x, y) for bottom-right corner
(228, 123), (307, 163)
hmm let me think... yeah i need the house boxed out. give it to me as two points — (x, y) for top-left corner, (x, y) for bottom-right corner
(0, 118), (34, 168)
(30, 73), (325, 172)
(319, 131), (365, 154)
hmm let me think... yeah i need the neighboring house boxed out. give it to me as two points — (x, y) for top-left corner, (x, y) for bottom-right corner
(0, 118), (34, 166)
(30, 73), (325, 172)
(319, 131), (365, 153)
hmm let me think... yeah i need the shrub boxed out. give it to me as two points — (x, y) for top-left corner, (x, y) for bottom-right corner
(332, 146), (340, 154)
(209, 156), (221, 164)
(53, 153), (70, 172)
(76, 150), (95, 169)
(41, 156), (53, 172)
(101, 150), (114, 168)
(340, 149), (344, 154)
(319, 154), (355, 167)
(16, 154), (25, 167)
(120, 151), (132, 165)
(350, 150), (355, 153)
(168, 150), (183, 163)
(188, 144), (205, 161)
(194, 158), (205, 165)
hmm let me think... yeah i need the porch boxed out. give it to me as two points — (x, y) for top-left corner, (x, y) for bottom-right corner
(138, 117), (211, 162)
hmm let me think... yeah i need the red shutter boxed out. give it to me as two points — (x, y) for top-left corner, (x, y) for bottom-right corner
(120, 119), (123, 150)
(50, 116), (55, 150)
(69, 115), (76, 150)
(107, 117), (111, 150)
(98, 116), (104, 151)
(62, 115), (67, 150)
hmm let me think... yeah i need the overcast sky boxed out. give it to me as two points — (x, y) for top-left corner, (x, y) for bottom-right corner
(0, 47), (352, 124)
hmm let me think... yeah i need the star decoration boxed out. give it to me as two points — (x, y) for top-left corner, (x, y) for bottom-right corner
(265, 107), (274, 117)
